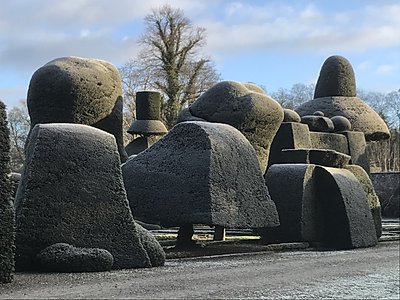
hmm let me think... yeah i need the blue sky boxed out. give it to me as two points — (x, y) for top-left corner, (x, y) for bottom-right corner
(1, 0), (399, 108)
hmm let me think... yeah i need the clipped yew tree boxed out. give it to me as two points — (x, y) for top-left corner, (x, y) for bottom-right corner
(0, 100), (15, 283)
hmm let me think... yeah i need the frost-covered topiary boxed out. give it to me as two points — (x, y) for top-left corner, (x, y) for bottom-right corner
(27, 56), (127, 162)
(177, 81), (284, 173)
(36, 243), (113, 273)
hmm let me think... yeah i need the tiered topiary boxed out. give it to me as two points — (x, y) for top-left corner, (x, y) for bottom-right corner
(296, 55), (390, 141)
(125, 91), (168, 156)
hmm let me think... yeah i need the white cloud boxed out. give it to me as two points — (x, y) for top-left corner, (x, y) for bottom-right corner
(80, 29), (91, 38)
(200, 2), (400, 55)
(1, 0), (400, 107)
(357, 61), (371, 71)
(299, 4), (320, 20)
(0, 0), (209, 73)
(2, 0), (399, 73)
(376, 64), (396, 75)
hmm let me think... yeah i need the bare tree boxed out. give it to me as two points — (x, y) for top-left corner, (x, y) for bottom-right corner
(118, 60), (156, 144)
(7, 100), (30, 172)
(357, 89), (389, 124)
(271, 83), (314, 109)
(358, 89), (400, 129)
(367, 129), (399, 172)
(356, 89), (400, 172)
(120, 5), (220, 129)
(119, 59), (155, 117)
(384, 90), (400, 130)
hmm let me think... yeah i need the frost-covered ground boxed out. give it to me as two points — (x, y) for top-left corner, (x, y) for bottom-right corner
(1, 241), (398, 299)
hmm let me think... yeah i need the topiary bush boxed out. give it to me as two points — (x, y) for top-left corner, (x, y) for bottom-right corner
(0, 101), (15, 283)
(36, 243), (113, 272)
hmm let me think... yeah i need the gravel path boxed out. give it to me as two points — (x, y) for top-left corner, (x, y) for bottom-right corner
(1, 241), (399, 299)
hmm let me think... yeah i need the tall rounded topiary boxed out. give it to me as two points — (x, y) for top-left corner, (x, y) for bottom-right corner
(0, 101), (15, 283)
(314, 55), (356, 98)
(27, 56), (128, 162)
